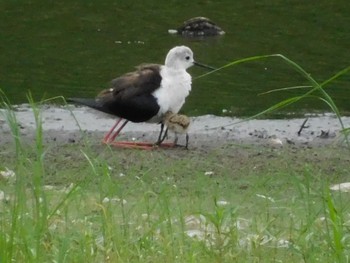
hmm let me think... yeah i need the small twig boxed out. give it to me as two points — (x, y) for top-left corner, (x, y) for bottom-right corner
(297, 118), (309, 136)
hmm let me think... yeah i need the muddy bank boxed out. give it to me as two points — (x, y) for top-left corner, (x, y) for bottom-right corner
(0, 104), (349, 148)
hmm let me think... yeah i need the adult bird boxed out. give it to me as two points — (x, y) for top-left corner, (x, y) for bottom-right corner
(68, 45), (214, 149)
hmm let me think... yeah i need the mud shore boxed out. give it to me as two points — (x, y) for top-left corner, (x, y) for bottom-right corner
(1, 104), (349, 149)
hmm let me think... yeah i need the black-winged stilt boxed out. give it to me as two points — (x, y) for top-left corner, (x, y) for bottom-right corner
(68, 46), (213, 149)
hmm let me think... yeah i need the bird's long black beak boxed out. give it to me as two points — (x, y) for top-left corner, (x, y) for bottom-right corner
(194, 61), (216, 70)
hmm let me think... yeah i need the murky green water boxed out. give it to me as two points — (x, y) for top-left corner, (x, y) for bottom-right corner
(1, 1), (349, 117)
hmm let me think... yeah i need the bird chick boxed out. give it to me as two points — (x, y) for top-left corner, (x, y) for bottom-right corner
(162, 111), (191, 148)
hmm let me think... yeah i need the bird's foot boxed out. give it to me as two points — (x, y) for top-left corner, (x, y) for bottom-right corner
(104, 141), (155, 150)
(103, 140), (176, 150)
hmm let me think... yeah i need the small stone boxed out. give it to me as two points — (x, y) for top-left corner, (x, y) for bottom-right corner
(216, 200), (229, 206)
(269, 138), (283, 146)
(330, 182), (350, 192)
(0, 168), (16, 180)
(102, 197), (110, 203)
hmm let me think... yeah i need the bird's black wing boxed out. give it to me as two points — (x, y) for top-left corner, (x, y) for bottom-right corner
(108, 64), (162, 99)
(69, 64), (162, 122)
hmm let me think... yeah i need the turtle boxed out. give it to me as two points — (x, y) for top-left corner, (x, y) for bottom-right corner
(168, 17), (225, 37)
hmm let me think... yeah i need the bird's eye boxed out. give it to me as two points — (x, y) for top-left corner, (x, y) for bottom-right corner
(185, 56), (190, 60)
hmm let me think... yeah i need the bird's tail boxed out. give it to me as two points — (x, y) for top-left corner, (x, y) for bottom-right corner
(67, 98), (111, 114)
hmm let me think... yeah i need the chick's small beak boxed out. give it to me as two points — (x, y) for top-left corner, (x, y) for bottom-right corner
(193, 61), (216, 70)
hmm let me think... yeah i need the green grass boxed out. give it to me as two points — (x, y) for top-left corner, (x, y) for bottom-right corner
(1, 56), (350, 262)
(199, 55), (349, 128)
(1, 108), (350, 262)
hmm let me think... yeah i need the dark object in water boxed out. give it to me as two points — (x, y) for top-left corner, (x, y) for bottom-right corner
(168, 17), (225, 37)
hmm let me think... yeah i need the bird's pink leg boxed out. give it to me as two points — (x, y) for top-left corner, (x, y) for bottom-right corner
(111, 141), (175, 150)
(109, 119), (129, 142)
(103, 119), (176, 150)
(103, 118), (124, 143)
(102, 119), (151, 149)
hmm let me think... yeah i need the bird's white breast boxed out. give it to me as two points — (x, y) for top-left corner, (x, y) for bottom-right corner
(152, 66), (192, 118)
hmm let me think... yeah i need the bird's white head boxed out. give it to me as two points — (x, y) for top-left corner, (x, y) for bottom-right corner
(164, 46), (194, 70)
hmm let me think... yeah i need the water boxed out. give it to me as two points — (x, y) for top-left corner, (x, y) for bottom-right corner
(1, 0), (349, 117)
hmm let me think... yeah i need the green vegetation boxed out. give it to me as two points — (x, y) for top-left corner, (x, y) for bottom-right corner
(1, 56), (350, 262)
(198, 55), (349, 128)
(0, 102), (350, 262)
